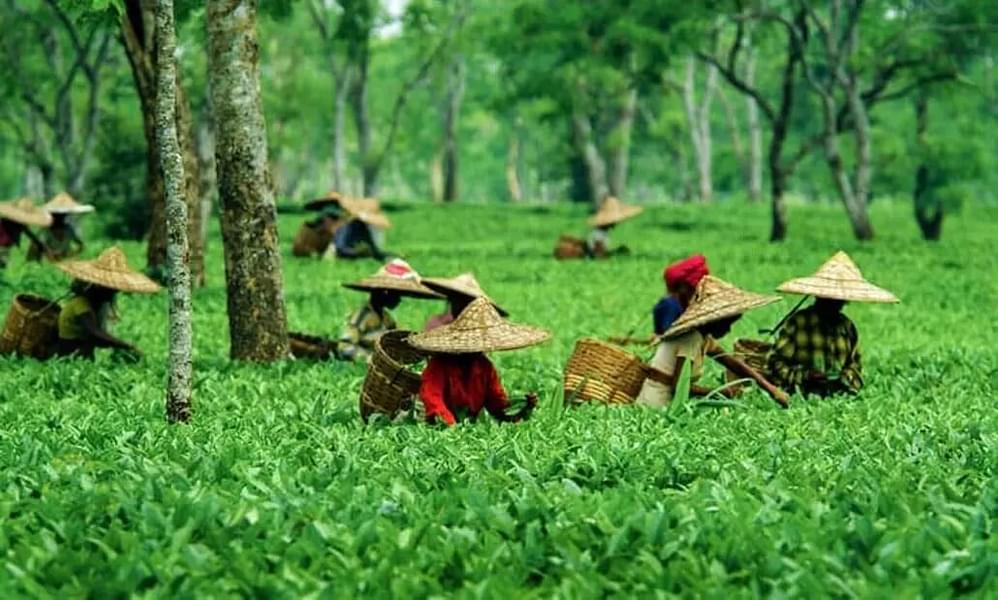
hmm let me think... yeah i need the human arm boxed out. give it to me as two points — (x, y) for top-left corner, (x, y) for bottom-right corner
(78, 312), (139, 352)
(707, 339), (789, 408)
(419, 359), (457, 426)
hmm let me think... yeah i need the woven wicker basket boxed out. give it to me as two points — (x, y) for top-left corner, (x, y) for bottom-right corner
(725, 338), (773, 383)
(553, 235), (586, 260)
(359, 330), (428, 422)
(291, 221), (335, 257)
(0, 294), (61, 359)
(563, 338), (663, 405)
(289, 331), (338, 360)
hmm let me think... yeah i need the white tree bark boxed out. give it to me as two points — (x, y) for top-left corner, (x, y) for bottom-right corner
(683, 57), (718, 203)
(745, 51), (763, 202)
(155, 0), (192, 423)
(608, 87), (638, 199)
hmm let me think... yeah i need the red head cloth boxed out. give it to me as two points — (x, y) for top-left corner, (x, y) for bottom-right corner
(664, 254), (709, 290)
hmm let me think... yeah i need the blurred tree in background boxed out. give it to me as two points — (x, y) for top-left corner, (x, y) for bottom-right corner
(0, 0), (994, 242)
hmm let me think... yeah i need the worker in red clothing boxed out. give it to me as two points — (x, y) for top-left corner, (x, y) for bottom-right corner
(406, 297), (550, 426)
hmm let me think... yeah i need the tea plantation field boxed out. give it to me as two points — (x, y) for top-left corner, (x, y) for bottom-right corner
(0, 201), (995, 597)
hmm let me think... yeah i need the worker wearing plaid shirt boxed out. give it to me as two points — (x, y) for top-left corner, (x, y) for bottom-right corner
(767, 299), (863, 396)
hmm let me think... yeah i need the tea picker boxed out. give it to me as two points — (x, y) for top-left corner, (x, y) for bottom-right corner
(764, 251), (900, 397)
(407, 297), (550, 426)
(336, 259), (442, 362)
(27, 193), (95, 262)
(53, 246), (162, 360)
(0, 198), (53, 269)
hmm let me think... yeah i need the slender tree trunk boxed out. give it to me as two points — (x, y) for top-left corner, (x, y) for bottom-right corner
(745, 51), (763, 203)
(683, 57), (717, 203)
(608, 87), (637, 199)
(196, 84), (216, 246)
(430, 150), (444, 202)
(155, 0), (192, 423)
(913, 91), (942, 240)
(505, 123), (523, 202)
(571, 101), (609, 206)
(206, 0), (289, 361)
(350, 55), (376, 196)
(122, 0), (204, 285)
(441, 55), (465, 202)
(332, 62), (351, 192)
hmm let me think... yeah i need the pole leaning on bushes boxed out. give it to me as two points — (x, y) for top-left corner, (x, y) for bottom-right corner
(155, 0), (193, 423)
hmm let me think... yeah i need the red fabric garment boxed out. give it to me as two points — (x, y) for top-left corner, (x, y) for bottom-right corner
(423, 312), (454, 332)
(664, 254), (709, 290)
(419, 354), (509, 426)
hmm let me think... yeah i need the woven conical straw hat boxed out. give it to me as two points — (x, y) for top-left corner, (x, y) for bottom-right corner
(343, 259), (443, 299)
(341, 196), (391, 230)
(56, 246), (161, 293)
(421, 272), (508, 316)
(587, 196), (643, 228)
(0, 198), (53, 227)
(777, 251), (899, 303)
(662, 276), (780, 339)
(304, 191), (346, 212)
(43, 192), (95, 215)
(407, 297), (550, 354)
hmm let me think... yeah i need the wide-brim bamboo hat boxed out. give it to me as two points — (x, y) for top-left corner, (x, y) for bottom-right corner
(342, 258), (443, 299)
(44, 192), (95, 215)
(777, 251), (899, 303)
(661, 275), (780, 339)
(341, 196), (392, 230)
(0, 198), (53, 227)
(406, 297), (550, 354)
(421, 272), (508, 316)
(304, 191), (346, 212)
(587, 196), (643, 228)
(56, 247), (162, 294)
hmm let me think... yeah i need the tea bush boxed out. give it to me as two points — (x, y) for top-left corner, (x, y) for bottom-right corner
(0, 201), (995, 597)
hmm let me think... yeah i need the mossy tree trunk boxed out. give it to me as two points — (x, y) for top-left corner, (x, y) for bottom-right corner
(154, 0), (193, 423)
(206, 0), (289, 361)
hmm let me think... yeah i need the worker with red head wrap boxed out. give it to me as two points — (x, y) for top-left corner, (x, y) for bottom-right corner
(653, 254), (710, 335)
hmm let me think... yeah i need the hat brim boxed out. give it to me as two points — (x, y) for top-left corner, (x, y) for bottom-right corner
(421, 279), (509, 317)
(661, 293), (780, 340)
(304, 197), (343, 212)
(406, 322), (550, 354)
(46, 204), (95, 215)
(56, 261), (161, 294)
(777, 277), (899, 303)
(342, 278), (443, 299)
(587, 205), (643, 228)
(0, 204), (53, 227)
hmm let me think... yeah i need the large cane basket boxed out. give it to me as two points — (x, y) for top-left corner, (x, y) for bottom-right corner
(0, 294), (61, 360)
(563, 338), (666, 405)
(359, 330), (428, 422)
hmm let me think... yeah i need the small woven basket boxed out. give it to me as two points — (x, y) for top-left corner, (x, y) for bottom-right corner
(289, 331), (338, 360)
(0, 294), (61, 359)
(359, 330), (428, 422)
(563, 338), (660, 405)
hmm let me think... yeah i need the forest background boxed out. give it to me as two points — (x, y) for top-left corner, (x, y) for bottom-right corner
(0, 0), (995, 249)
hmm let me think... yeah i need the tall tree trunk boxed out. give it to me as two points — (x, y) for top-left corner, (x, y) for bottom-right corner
(350, 54), (376, 196)
(441, 55), (465, 203)
(332, 63), (352, 192)
(430, 150), (444, 202)
(913, 91), (942, 240)
(608, 87), (637, 199)
(206, 0), (289, 361)
(505, 124), (523, 203)
(571, 103), (609, 206)
(121, 0), (205, 285)
(745, 51), (763, 203)
(155, 0), (193, 423)
(683, 57), (717, 203)
(196, 84), (216, 246)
